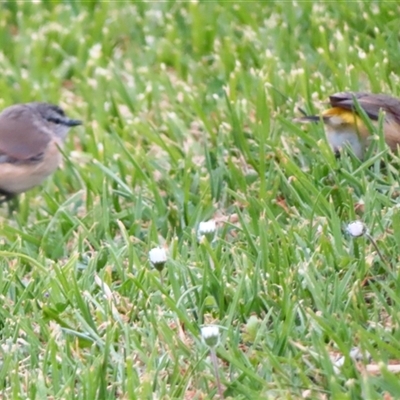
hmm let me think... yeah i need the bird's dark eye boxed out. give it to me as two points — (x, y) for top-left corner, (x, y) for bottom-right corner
(46, 117), (63, 124)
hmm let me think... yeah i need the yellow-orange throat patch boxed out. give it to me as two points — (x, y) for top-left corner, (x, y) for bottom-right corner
(322, 107), (364, 126)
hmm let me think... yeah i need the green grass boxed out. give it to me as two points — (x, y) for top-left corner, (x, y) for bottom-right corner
(1, 1), (400, 398)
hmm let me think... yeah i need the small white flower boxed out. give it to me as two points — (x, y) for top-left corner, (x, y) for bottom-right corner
(201, 325), (220, 348)
(198, 220), (216, 234)
(89, 43), (102, 59)
(346, 221), (366, 238)
(149, 247), (167, 270)
(197, 220), (217, 242)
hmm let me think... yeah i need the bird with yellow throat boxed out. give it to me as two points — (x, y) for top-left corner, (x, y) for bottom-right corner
(295, 92), (400, 159)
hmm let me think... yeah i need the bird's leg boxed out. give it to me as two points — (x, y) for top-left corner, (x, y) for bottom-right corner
(0, 190), (13, 204)
(0, 190), (18, 215)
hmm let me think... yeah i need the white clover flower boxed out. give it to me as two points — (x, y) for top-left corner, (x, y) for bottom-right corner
(149, 247), (167, 271)
(201, 325), (220, 348)
(197, 220), (217, 242)
(346, 221), (366, 238)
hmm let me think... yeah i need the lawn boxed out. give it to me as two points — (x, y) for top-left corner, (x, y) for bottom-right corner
(1, 1), (400, 399)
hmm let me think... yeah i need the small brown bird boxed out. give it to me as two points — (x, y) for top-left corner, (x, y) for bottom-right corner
(0, 102), (81, 202)
(296, 92), (400, 158)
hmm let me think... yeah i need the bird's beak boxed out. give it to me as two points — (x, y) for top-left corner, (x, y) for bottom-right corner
(64, 118), (82, 127)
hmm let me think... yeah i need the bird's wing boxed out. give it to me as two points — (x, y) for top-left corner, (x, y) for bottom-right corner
(0, 105), (50, 162)
(329, 92), (400, 124)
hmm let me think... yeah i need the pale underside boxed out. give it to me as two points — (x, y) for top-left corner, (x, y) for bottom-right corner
(324, 124), (366, 158)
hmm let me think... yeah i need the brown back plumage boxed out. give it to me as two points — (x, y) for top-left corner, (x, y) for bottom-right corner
(329, 92), (400, 124)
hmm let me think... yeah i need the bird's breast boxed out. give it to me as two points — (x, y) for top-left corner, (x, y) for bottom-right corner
(324, 124), (366, 159)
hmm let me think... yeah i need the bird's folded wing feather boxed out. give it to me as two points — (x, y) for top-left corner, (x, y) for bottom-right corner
(329, 92), (400, 124)
(0, 106), (50, 162)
